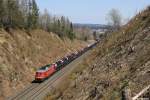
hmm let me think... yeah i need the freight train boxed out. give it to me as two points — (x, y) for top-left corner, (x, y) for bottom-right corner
(35, 41), (98, 82)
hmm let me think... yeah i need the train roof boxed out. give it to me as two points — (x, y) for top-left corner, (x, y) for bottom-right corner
(37, 64), (52, 72)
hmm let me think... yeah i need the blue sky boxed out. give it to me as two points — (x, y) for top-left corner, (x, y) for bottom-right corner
(36, 0), (150, 24)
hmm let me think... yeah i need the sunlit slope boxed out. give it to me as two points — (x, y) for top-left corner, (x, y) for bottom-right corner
(0, 29), (86, 99)
(45, 6), (150, 100)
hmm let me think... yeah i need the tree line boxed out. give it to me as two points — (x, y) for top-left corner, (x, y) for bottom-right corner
(39, 9), (75, 39)
(0, 0), (75, 40)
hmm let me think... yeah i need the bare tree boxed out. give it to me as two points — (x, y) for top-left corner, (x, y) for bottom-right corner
(106, 8), (122, 30)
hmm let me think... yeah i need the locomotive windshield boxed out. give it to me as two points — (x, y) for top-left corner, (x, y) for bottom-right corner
(39, 64), (51, 70)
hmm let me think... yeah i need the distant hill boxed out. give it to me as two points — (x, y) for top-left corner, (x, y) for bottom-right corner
(73, 23), (111, 30)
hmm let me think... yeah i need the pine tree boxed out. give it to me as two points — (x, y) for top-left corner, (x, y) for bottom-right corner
(67, 22), (75, 40)
(26, 0), (39, 30)
(6, 0), (23, 28)
(14, 0), (24, 28)
(19, 0), (30, 28)
(31, 0), (39, 28)
(0, 0), (4, 27)
(70, 22), (73, 32)
(26, 0), (32, 29)
(93, 31), (97, 40)
(56, 19), (62, 37)
(7, 0), (16, 27)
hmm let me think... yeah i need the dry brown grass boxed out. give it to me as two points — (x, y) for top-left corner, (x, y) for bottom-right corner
(0, 29), (87, 99)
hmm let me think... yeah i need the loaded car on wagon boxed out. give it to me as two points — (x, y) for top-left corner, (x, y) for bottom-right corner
(55, 60), (64, 70)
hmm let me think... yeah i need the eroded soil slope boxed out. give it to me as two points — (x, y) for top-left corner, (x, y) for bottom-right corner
(0, 29), (87, 99)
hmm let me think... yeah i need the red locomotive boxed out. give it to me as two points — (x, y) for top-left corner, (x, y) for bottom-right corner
(35, 64), (56, 81)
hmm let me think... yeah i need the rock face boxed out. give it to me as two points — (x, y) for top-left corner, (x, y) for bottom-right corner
(46, 7), (150, 100)
(0, 29), (86, 99)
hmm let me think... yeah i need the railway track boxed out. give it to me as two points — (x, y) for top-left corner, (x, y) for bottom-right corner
(8, 47), (93, 100)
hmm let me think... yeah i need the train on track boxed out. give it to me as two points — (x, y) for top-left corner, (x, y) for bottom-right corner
(35, 41), (99, 82)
